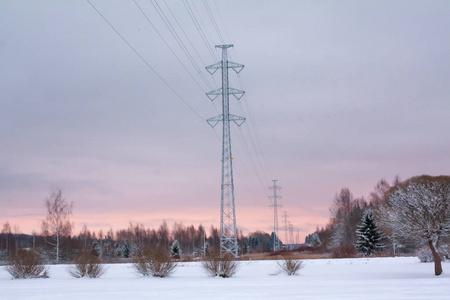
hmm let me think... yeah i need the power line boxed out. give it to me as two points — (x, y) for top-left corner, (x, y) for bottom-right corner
(202, 0), (225, 44)
(88, 0), (271, 199)
(86, 0), (205, 121)
(138, 0), (222, 119)
(237, 127), (270, 197)
(212, 0), (232, 45)
(188, 0), (273, 198)
(161, 0), (211, 70)
(199, 1), (273, 183)
(160, 0), (221, 92)
(149, 0), (215, 91)
(132, 0), (207, 93)
(190, 0), (219, 49)
(238, 101), (272, 183)
(183, 0), (217, 61)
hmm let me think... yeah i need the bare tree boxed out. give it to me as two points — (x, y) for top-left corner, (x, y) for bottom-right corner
(157, 220), (170, 248)
(329, 188), (368, 256)
(41, 189), (73, 264)
(369, 178), (390, 207)
(2, 221), (12, 257)
(383, 175), (450, 275)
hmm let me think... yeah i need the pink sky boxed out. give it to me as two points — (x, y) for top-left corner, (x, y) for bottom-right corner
(1, 1), (449, 243)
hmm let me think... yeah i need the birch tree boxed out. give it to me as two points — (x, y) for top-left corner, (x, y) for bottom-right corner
(41, 189), (73, 263)
(384, 175), (450, 275)
(2, 221), (12, 257)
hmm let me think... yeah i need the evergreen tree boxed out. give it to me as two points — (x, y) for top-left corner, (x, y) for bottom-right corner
(170, 240), (181, 259)
(355, 209), (383, 256)
(305, 233), (322, 248)
(115, 239), (130, 258)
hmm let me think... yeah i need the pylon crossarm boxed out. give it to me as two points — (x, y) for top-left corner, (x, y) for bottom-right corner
(229, 114), (246, 127)
(207, 115), (223, 128)
(206, 88), (222, 101)
(215, 44), (233, 49)
(228, 87), (245, 100)
(205, 62), (221, 75)
(228, 61), (244, 73)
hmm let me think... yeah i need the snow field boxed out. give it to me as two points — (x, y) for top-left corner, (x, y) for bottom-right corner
(1, 257), (449, 300)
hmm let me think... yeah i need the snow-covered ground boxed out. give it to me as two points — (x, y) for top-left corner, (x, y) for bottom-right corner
(1, 257), (449, 299)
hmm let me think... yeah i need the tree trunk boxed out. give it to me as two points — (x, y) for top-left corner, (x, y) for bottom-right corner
(56, 234), (60, 264)
(428, 240), (442, 276)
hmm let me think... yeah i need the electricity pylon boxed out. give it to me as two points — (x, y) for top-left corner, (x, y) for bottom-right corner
(283, 211), (288, 249)
(289, 223), (294, 247)
(269, 180), (282, 251)
(206, 44), (245, 258)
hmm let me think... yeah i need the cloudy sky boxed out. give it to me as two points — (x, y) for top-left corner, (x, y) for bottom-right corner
(1, 0), (449, 242)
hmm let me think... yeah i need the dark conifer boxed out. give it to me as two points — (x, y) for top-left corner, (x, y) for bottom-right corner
(355, 209), (383, 256)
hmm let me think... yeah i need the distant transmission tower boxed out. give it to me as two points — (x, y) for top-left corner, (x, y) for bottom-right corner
(289, 223), (294, 248)
(269, 180), (282, 251)
(283, 211), (288, 248)
(206, 44), (245, 258)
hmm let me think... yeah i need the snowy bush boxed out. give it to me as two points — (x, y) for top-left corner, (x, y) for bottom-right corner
(276, 256), (304, 276)
(201, 253), (239, 278)
(68, 252), (107, 278)
(416, 244), (450, 263)
(5, 250), (49, 279)
(132, 247), (177, 278)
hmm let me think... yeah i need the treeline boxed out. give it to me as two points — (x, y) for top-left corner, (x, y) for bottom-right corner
(305, 176), (403, 257)
(305, 175), (450, 261)
(0, 220), (280, 263)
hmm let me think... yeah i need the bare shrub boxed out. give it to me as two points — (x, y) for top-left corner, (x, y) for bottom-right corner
(132, 255), (152, 276)
(5, 250), (49, 279)
(201, 253), (220, 277)
(276, 256), (304, 275)
(68, 252), (107, 278)
(132, 247), (177, 278)
(202, 253), (239, 278)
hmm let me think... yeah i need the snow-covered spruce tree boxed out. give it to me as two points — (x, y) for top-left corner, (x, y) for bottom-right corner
(170, 240), (181, 259)
(355, 209), (383, 256)
(121, 240), (131, 258)
(383, 175), (450, 276)
(305, 233), (322, 248)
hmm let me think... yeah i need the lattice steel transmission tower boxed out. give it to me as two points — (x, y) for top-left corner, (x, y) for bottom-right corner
(269, 180), (282, 251)
(206, 44), (245, 258)
(283, 211), (288, 248)
(289, 223), (294, 246)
